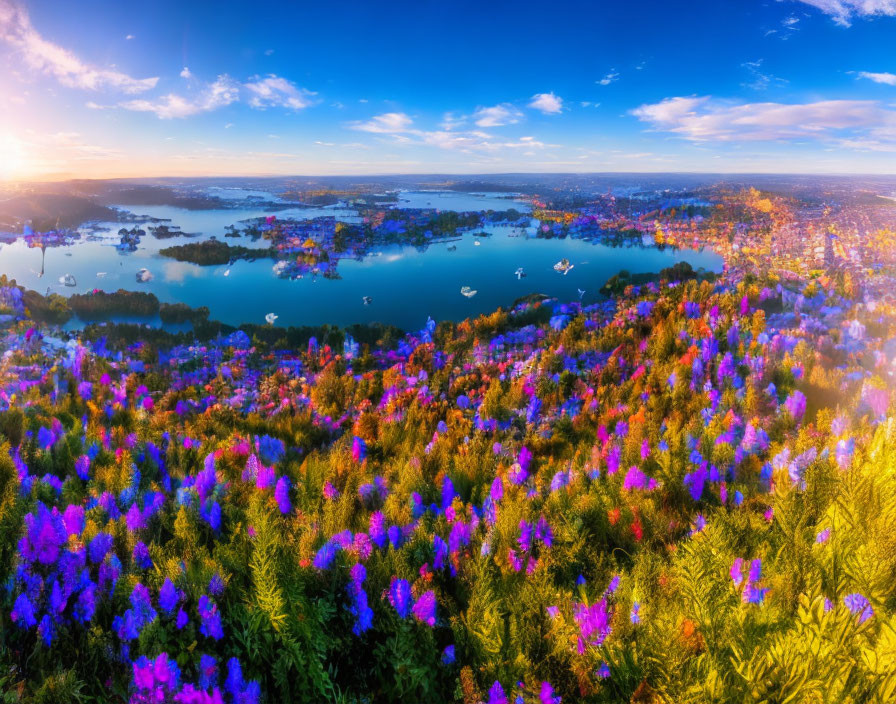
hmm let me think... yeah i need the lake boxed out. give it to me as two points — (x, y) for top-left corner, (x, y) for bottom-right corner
(0, 190), (722, 331)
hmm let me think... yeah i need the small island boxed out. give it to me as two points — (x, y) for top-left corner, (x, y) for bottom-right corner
(158, 239), (277, 265)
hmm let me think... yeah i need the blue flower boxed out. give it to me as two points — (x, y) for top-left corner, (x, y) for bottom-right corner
(441, 645), (455, 665)
(844, 593), (873, 623)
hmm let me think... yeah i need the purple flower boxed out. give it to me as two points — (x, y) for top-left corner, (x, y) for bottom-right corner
(623, 466), (650, 491)
(539, 680), (561, 704)
(75, 454), (91, 480)
(352, 436), (367, 463)
(488, 681), (508, 704)
(783, 390), (807, 422)
(74, 583), (96, 623)
(835, 438), (855, 470)
(113, 609), (140, 640)
(684, 465), (707, 502)
(412, 590), (437, 626)
(198, 654), (218, 690)
(132, 541), (153, 569)
(844, 593), (873, 623)
(255, 465), (276, 490)
(573, 599), (611, 650)
(198, 594), (224, 640)
(159, 578), (180, 614)
(490, 476), (504, 502)
(369, 512), (387, 549)
(126, 502), (147, 532)
(11, 592), (36, 628)
(88, 532), (114, 564)
(606, 445), (621, 475)
(742, 584), (767, 604)
(275, 476), (292, 514)
(535, 516), (553, 547)
(389, 578), (413, 619)
(130, 583), (157, 625)
(748, 559), (762, 584)
(19, 503), (66, 565)
(730, 558), (744, 587)
(347, 563), (372, 635)
(427, 536), (446, 572)
(62, 504), (85, 537)
(518, 521), (533, 553)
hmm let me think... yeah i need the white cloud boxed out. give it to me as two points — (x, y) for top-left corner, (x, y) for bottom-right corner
(440, 112), (466, 130)
(346, 110), (552, 154)
(421, 130), (548, 152)
(632, 95), (890, 142)
(120, 75), (240, 118)
(741, 59), (788, 90)
(0, 0), (157, 93)
(348, 112), (414, 133)
(244, 75), (315, 110)
(793, 0), (896, 26)
(180, 67), (192, 79)
(125, 34), (135, 40)
(597, 69), (619, 86)
(857, 70), (896, 85)
(472, 103), (523, 127)
(528, 92), (563, 114)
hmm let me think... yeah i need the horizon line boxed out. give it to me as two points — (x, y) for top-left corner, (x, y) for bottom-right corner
(6, 170), (896, 185)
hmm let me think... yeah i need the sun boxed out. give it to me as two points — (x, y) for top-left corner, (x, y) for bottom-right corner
(0, 133), (28, 181)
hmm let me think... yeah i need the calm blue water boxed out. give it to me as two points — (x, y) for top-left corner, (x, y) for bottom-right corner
(0, 191), (721, 331)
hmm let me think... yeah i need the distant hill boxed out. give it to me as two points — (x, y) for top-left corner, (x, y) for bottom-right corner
(96, 185), (230, 210)
(0, 193), (118, 232)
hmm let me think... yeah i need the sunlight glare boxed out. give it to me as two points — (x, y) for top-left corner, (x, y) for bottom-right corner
(0, 133), (28, 181)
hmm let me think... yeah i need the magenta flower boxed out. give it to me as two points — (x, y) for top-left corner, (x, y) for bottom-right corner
(411, 590), (437, 626)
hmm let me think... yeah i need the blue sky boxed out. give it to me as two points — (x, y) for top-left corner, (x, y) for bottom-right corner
(2, 0), (896, 178)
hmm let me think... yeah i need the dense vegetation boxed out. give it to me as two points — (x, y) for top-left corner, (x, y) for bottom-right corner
(1, 189), (895, 703)
(159, 241), (276, 266)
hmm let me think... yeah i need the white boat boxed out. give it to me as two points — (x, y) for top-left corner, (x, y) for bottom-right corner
(265, 312), (278, 324)
(362, 296), (372, 305)
(460, 286), (477, 298)
(553, 258), (574, 275)
(59, 273), (77, 287)
(136, 268), (153, 283)
(515, 267), (525, 280)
